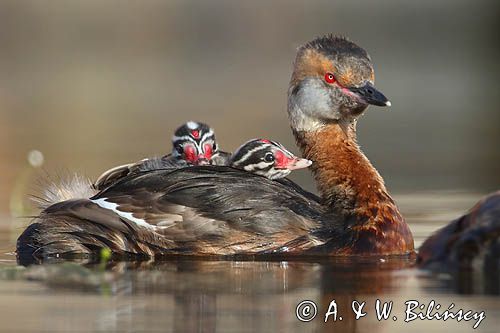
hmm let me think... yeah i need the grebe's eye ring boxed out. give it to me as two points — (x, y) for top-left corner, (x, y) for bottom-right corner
(175, 146), (184, 154)
(264, 152), (275, 162)
(212, 143), (217, 151)
(324, 72), (336, 84)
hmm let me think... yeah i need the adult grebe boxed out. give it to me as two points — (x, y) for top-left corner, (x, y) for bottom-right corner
(16, 35), (414, 262)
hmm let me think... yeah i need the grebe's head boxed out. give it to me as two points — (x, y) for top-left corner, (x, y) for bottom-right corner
(230, 139), (312, 180)
(288, 35), (390, 132)
(172, 121), (218, 165)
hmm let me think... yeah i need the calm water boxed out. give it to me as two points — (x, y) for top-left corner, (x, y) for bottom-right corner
(0, 192), (499, 333)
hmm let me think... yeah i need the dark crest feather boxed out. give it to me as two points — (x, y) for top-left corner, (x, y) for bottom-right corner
(299, 34), (371, 61)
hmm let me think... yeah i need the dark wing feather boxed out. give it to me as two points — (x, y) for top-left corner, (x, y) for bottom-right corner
(93, 156), (180, 190)
(94, 166), (331, 254)
(276, 178), (322, 203)
(17, 199), (178, 263)
(94, 162), (136, 190)
(43, 199), (131, 233)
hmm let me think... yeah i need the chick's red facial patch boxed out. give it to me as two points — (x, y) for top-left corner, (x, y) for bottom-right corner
(274, 150), (288, 168)
(203, 143), (213, 159)
(183, 145), (197, 163)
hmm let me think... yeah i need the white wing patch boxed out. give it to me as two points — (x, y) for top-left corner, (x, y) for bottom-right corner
(91, 198), (154, 229)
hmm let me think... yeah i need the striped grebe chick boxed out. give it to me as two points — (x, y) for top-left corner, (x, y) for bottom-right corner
(229, 139), (311, 179)
(94, 121), (231, 189)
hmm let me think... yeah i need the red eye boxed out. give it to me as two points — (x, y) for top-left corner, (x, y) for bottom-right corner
(324, 72), (336, 84)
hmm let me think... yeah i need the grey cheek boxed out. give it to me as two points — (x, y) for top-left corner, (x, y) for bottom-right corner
(296, 80), (341, 120)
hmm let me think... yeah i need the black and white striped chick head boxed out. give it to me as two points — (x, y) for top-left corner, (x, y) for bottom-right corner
(230, 139), (312, 179)
(171, 121), (219, 166)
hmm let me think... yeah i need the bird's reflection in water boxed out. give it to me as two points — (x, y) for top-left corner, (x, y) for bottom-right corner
(315, 257), (413, 333)
(20, 257), (414, 332)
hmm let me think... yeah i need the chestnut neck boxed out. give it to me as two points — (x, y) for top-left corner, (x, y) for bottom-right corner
(294, 122), (399, 222)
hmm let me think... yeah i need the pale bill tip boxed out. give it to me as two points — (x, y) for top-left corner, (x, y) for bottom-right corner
(385, 100), (392, 107)
(287, 158), (313, 170)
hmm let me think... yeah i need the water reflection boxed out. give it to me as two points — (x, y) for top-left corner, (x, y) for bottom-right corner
(19, 258), (415, 332)
(20, 258), (412, 294)
(1, 256), (499, 332)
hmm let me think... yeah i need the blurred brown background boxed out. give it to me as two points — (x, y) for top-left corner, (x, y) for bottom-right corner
(0, 0), (499, 216)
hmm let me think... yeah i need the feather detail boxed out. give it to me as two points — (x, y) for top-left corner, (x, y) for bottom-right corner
(31, 173), (97, 209)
